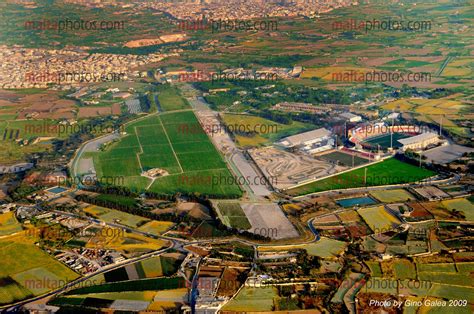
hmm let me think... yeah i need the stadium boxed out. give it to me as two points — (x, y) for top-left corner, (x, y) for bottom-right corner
(348, 123), (432, 151)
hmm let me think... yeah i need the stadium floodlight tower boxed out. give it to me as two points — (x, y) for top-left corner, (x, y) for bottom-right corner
(390, 117), (394, 150)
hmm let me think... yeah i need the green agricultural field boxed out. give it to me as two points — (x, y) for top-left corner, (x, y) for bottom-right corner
(287, 158), (435, 196)
(456, 262), (474, 273)
(156, 85), (190, 111)
(417, 263), (457, 273)
(426, 283), (474, 303)
(221, 286), (277, 312)
(217, 202), (251, 230)
(103, 255), (181, 282)
(138, 221), (175, 236)
(441, 198), (474, 221)
(362, 278), (398, 295)
(65, 277), (184, 295)
(133, 255), (181, 279)
(370, 189), (416, 203)
(84, 206), (149, 228)
(365, 261), (382, 277)
(418, 272), (469, 286)
(0, 240), (80, 305)
(91, 111), (242, 197)
(303, 238), (347, 259)
(393, 259), (416, 280)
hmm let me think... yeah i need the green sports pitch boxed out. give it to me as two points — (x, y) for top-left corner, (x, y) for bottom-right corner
(362, 133), (411, 149)
(92, 110), (242, 197)
(286, 158), (435, 196)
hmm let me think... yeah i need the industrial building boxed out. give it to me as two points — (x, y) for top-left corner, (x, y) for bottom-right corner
(276, 128), (334, 154)
(339, 112), (362, 122)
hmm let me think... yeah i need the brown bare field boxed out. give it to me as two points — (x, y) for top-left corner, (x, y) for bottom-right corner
(453, 252), (474, 262)
(406, 202), (435, 219)
(418, 201), (462, 220)
(337, 210), (361, 223)
(346, 222), (371, 237)
(199, 265), (223, 277)
(111, 103), (121, 115)
(313, 214), (339, 225)
(77, 105), (118, 118)
(5, 91), (78, 120)
(124, 34), (186, 47)
(217, 267), (246, 297)
(184, 245), (210, 257)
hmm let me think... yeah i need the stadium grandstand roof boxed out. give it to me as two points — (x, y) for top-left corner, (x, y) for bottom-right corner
(398, 132), (438, 145)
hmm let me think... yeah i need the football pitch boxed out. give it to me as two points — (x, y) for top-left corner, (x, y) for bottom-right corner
(287, 158), (435, 196)
(93, 110), (242, 197)
(319, 151), (369, 167)
(363, 133), (411, 149)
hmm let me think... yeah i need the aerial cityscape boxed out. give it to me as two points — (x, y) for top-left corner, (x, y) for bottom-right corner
(0, 0), (472, 313)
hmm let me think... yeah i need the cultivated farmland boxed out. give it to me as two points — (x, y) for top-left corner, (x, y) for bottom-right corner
(217, 202), (251, 230)
(357, 205), (401, 232)
(0, 238), (80, 305)
(370, 189), (416, 203)
(221, 286), (277, 312)
(92, 110), (242, 197)
(0, 211), (22, 236)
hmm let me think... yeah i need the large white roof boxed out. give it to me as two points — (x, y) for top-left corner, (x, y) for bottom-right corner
(398, 132), (439, 146)
(278, 128), (331, 147)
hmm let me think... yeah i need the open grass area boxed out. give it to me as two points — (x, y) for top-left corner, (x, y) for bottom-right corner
(365, 261), (382, 277)
(217, 202), (251, 230)
(357, 205), (401, 233)
(83, 205), (149, 228)
(221, 113), (310, 146)
(86, 230), (166, 255)
(303, 237), (348, 259)
(393, 259), (416, 280)
(441, 198), (474, 221)
(138, 221), (175, 236)
(0, 238), (80, 305)
(92, 111), (242, 197)
(221, 286), (277, 312)
(0, 211), (23, 236)
(370, 189), (416, 203)
(287, 158), (435, 196)
(156, 85), (190, 111)
(417, 263), (457, 273)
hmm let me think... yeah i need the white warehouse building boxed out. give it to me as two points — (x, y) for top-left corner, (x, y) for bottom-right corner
(276, 128), (334, 154)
